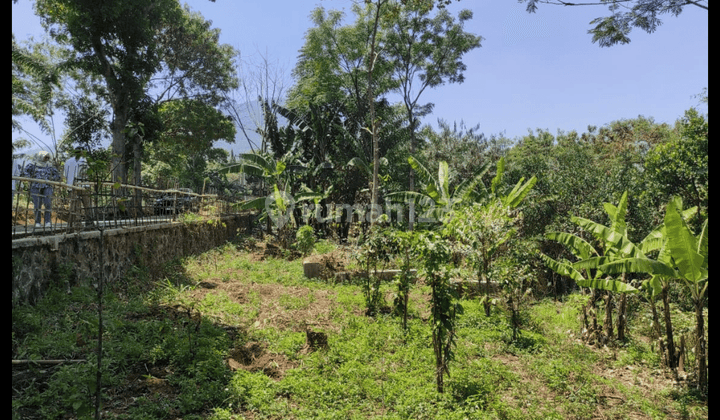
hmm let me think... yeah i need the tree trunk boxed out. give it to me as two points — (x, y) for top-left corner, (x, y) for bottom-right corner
(661, 287), (677, 369)
(695, 296), (707, 393)
(434, 333), (444, 393)
(482, 272), (491, 317)
(132, 139), (142, 216)
(510, 295), (520, 342)
(603, 293), (614, 340)
(616, 273), (627, 341)
(617, 293), (627, 341)
(111, 116), (128, 184)
(649, 296), (663, 339)
(407, 109), (416, 231)
(367, 1), (385, 226)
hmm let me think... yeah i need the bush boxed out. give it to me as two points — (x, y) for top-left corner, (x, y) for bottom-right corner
(295, 225), (316, 256)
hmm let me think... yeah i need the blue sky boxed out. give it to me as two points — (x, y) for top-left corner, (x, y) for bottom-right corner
(12, 0), (708, 154)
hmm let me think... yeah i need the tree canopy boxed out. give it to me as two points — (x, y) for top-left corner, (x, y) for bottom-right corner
(516, 0), (708, 47)
(34, 0), (237, 184)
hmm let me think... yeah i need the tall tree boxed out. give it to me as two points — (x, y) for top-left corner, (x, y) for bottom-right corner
(365, 0), (389, 221)
(385, 4), (481, 195)
(60, 95), (110, 153)
(12, 36), (73, 153)
(35, 0), (237, 184)
(644, 108), (708, 225)
(286, 3), (402, 215)
(144, 99), (235, 191)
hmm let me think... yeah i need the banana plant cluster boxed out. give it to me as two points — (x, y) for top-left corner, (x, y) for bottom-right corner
(599, 197), (708, 392)
(221, 152), (335, 233)
(541, 191), (639, 342)
(388, 156), (536, 225)
(543, 192), (708, 393)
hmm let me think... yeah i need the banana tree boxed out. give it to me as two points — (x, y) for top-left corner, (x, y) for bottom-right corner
(598, 197), (708, 392)
(386, 156), (487, 224)
(541, 191), (640, 342)
(387, 156), (536, 225)
(221, 152), (302, 233)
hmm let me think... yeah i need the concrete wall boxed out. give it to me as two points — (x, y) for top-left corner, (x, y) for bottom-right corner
(12, 213), (255, 306)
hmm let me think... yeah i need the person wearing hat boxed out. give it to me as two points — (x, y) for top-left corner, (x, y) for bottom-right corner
(21, 151), (61, 229)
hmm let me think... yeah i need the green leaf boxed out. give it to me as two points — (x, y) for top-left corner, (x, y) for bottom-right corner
(640, 227), (665, 254)
(572, 216), (618, 245)
(571, 256), (611, 274)
(698, 219), (708, 269)
(575, 278), (638, 293)
(604, 190), (628, 236)
(239, 197), (267, 211)
(490, 157), (504, 195)
(503, 175), (537, 208)
(571, 216), (641, 256)
(540, 254), (585, 282)
(426, 182), (443, 204)
(274, 184), (286, 212)
(275, 161), (286, 176)
(665, 198), (707, 283)
(641, 275), (663, 298)
(408, 156), (435, 187)
(545, 231), (598, 261)
(438, 161), (450, 201)
(454, 160), (491, 202)
(597, 257), (676, 278)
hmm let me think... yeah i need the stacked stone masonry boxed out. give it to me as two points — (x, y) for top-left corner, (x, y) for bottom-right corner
(12, 213), (254, 306)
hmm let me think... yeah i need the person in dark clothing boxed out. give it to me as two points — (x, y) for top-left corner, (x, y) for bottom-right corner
(22, 151), (61, 228)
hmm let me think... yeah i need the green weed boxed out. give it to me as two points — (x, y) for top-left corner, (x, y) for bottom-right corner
(13, 238), (707, 419)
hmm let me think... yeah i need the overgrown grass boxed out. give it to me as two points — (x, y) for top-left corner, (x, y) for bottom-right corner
(12, 238), (708, 420)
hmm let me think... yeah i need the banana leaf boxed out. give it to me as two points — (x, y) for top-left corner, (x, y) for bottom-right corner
(503, 175), (537, 209)
(407, 156), (438, 189)
(545, 231), (598, 261)
(603, 191), (628, 236)
(540, 254), (585, 282)
(575, 278), (638, 293)
(490, 157), (505, 195)
(665, 198), (707, 283)
(454, 160), (491, 203)
(597, 257), (677, 278)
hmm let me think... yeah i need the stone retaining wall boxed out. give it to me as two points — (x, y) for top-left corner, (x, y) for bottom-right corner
(12, 213), (255, 306)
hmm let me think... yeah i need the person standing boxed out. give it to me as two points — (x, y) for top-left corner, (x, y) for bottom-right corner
(22, 151), (61, 229)
(12, 154), (27, 201)
(64, 148), (92, 230)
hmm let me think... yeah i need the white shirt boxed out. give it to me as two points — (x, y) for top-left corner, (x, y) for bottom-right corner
(12, 158), (25, 191)
(64, 156), (88, 186)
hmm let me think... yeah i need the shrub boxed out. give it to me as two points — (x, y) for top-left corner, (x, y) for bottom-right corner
(295, 224), (316, 256)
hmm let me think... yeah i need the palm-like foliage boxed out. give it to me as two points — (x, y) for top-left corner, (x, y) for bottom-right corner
(221, 152), (304, 231)
(387, 156), (536, 223)
(11, 37), (71, 135)
(541, 191), (640, 293)
(597, 197), (708, 391)
(541, 191), (640, 342)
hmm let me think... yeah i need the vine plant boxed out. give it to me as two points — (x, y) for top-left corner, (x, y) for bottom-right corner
(354, 227), (394, 316)
(389, 230), (416, 331)
(414, 231), (462, 393)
